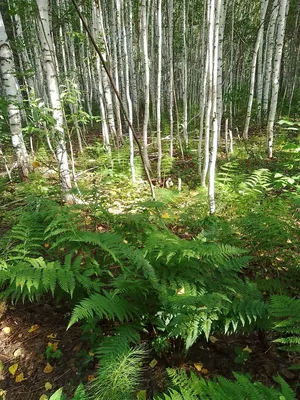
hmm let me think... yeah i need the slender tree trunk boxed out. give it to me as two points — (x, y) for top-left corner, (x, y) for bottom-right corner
(168, 0), (174, 157)
(262, 0), (278, 119)
(267, 0), (289, 158)
(36, 0), (72, 195)
(141, 0), (151, 171)
(157, 0), (162, 181)
(0, 10), (30, 180)
(119, 0), (136, 182)
(208, 0), (222, 215)
(182, 0), (188, 146)
(243, 0), (269, 139)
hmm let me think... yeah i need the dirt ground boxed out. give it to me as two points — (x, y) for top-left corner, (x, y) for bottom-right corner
(0, 302), (93, 400)
(0, 302), (299, 399)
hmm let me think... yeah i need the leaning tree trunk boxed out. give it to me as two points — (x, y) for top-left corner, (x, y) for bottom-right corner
(267, 0), (289, 158)
(0, 10), (30, 180)
(36, 0), (72, 196)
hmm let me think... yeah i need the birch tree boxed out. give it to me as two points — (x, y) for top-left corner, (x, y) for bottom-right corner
(208, 0), (222, 214)
(243, 0), (269, 139)
(36, 0), (72, 196)
(157, 0), (163, 181)
(141, 0), (151, 171)
(0, 10), (30, 179)
(267, 0), (289, 158)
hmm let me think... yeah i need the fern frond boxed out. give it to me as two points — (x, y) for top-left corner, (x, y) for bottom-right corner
(68, 291), (137, 328)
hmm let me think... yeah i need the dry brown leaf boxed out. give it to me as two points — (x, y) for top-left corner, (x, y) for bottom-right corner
(87, 375), (96, 381)
(43, 363), (53, 374)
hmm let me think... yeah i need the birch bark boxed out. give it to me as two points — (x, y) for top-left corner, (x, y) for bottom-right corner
(0, 10), (30, 179)
(243, 0), (269, 139)
(36, 0), (72, 195)
(141, 0), (151, 171)
(267, 0), (289, 158)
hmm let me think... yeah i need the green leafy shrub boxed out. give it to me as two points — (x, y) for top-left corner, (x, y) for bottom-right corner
(158, 369), (296, 399)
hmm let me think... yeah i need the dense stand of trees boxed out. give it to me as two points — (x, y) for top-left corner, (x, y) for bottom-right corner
(0, 0), (299, 211)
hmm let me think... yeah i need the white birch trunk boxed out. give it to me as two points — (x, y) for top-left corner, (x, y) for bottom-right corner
(36, 0), (72, 194)
(201, 0), (215, 187)
(157, 0), (162, 181)
(117, 0), (136, 181)
(141, 0), (151, 171)
(267, 0), (289, 158)
(262, 0), (278, 118)
(243, 0), (269, 139)
(0, 10), (30, 180)
(208, 0), (222, 214)
(182, 0), (188, 146)
(168, 0), (174, 157)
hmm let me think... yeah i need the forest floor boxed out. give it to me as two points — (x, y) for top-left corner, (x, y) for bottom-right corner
(0, 302), (299, 399)
(0, 133), (299, 399)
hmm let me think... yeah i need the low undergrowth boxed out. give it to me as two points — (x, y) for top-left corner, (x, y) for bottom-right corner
(0, 134), (299, 399)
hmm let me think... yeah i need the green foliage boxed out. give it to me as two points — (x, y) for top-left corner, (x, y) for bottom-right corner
(87, 345), (147, 400)
(158, 369), (296, 400)
(270, 296), (300, 359)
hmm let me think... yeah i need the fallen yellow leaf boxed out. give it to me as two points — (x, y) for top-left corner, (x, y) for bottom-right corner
(28, 324), (39, 333)
(15, 372), (26, 382)
(47, 333), (56, 339)
(39, 395), (48, 400)
(8, 363), (18, 376)
(88, 352), (95, 357)
(13, 348), (24, 358)
(194, 363), (203, 372)
(2, 327), (11, 334)
(209, 336), (219, 343)
(87, 375), (96, 381)
(43, 363), (53, 374)
(137, 390), (147, 400)
(45, 382), (53, 391)
(161, 212), (170, 219)
(201, 368), (209, 375)
(44, 243), (50, 248)
(149, 359), (158, 368)
(176, 287), (185, 295)
(243, 345), (252, 354)
(52, 342), (58, 352)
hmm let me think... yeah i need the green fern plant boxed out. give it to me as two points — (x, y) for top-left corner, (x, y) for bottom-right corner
(157, 369), (296, 400)
(87, 344), (147, 400)
(270, 296), (300, 367)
